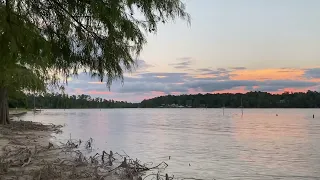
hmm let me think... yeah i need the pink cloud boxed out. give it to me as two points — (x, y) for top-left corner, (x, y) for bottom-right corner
(87, 90), (112, 95)
(187, 88), (201, 94)
(74, 88), (84, 94)
(150, 91), (166, 96)
(212, 86), (248, 94)
(61, 66), (320, 102)
(135, 91), (167, 101)
(270, 87), (316, 94)
(171, 92), (182, 95)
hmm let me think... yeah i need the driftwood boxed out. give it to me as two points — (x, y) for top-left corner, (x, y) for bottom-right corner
(0, 120), (200, 180)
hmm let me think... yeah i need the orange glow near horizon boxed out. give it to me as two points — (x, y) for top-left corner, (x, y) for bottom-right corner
(231, 69), (305, 81)
(63, 67), (320, 102)
(310, 78), (320, 82)
(193, 74), (220, 79)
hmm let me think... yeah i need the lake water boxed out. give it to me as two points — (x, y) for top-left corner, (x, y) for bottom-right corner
(22, 109), (320, 180)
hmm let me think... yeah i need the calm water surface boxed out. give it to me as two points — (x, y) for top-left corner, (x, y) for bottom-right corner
(22, 109), (320, 180)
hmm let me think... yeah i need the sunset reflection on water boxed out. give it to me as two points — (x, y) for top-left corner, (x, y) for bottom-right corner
(24, 109), (320, 179)
(233, 110), (317, 176)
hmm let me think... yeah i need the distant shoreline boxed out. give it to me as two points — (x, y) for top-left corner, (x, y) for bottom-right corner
(18, 107), (320, 109)
(9, 91), (320, 109)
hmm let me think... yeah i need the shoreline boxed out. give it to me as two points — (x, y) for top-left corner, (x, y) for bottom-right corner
(9, 111), (28, 117)
(0, 120), (169, 180)
(0, 120), (65, 179)
(9, 107), (320, 110)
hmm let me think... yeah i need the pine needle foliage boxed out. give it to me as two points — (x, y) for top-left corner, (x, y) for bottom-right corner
(0, 0), (190, 88)
(0, 0), (189, 124)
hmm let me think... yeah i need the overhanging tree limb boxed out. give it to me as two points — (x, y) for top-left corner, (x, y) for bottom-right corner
(50, 0), (103, 41)
(0, 0), (190, 124)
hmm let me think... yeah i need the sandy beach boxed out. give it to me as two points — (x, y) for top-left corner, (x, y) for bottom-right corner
(0, 120), (65, 179)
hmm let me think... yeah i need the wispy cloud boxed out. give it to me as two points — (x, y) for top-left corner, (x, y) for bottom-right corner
(135, 59), (154, 69)
(127, 59), (154, 74)
(169, 57), (193, 69)
(196, 68), (213, 72)
(230, 67), (247, 70)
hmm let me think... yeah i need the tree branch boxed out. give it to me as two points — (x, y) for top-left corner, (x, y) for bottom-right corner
(5, 0), (10, 22)
(50, 0), (103, 41)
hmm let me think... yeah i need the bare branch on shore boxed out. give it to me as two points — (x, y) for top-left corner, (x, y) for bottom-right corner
(0, 120), (187, 180)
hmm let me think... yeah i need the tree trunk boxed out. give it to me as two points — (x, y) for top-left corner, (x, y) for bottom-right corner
(0, 88), (10, 125)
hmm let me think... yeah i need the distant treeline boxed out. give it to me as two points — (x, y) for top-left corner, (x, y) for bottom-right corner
(140, 91), (320, 108)
(8, 93), (139, 109)
(8, 91), (320, 109)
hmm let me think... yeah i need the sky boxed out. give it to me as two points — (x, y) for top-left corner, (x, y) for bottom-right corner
(64, 0), (320, 102)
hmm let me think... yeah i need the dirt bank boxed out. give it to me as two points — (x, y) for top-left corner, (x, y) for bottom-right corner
(0, 120), (169, 180)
